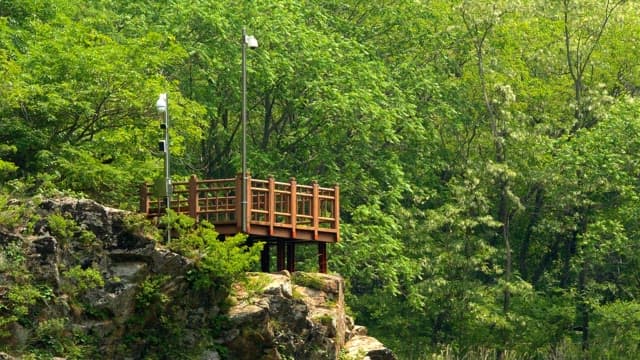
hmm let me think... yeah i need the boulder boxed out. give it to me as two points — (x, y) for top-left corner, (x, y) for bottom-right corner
(343, 335), (397, 360)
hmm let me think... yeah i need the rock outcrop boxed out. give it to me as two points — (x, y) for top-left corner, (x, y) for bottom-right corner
(0, 197), (395, 359)
(223, 270), (396, 360)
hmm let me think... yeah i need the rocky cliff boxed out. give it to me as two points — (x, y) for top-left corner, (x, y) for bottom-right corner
(0, 197), (395, 359)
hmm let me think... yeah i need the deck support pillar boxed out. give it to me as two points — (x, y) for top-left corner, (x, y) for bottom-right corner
(140, 183), (150, 214)
(277, 241), (286, 271)
(261, 243), (270, 272)
(318, 243), (327, 273)
(286, 243), (296, 273)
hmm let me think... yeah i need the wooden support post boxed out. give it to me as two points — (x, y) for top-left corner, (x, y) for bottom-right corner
(287, 243), (296, 273)
(290, 177), (297, 238)
(268, 176), (275, 236)
(318, 242), (327, 273)
(261, 244), (270, 273)
(246, 173), (252, 233)
(188, 174), (199, 220)
(140, 183), (149, 215)
(334, 184), (340, 242)
(277, 241), (286, 271)
(312, 181), (319, 240)
(235, 173), (242, 233)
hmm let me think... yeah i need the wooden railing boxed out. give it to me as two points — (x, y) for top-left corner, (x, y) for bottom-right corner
(140, 174), (340, 243)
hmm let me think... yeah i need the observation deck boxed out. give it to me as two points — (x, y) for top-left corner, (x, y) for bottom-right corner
(140, 174), (339, 272)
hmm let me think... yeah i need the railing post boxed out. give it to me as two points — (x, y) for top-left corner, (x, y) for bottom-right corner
(312, 180), (319, 240)
(268, 176), (275, 236)
(188, 174), (199, 220)
(334, 184), (340, 242)
(235, 173), (242, 232)
(290, 177), (297, 238)
(140, 182), (149, 215)
(245, 173), (253, 234)
(238, 171), (253, 234)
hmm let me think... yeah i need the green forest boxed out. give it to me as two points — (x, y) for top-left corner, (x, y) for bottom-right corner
(2, 0), (640, 358)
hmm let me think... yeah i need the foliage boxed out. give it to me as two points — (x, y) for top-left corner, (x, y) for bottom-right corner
(47, 212), (96, 248)
(121, 212), (161, 241)
(0, 195), (31, 231)
(165, 211), (263, 292)
(61, 266), (104, 297)
(0, 237), (42, 339)
(292, 272), (325, 291)
(136, 275), (170, 310)
(0, 283), (41, 339)
(238, 273), (271, 299)
(2, 0), (640, 357)
(0, 145), (17, 182)
(29, 318), (90, 358)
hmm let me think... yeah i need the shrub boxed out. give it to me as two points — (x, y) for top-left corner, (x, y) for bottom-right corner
(164, 213), (263, 293)
(0, 283), (41, 338)
(33, 318), (66, 354)
(136, 275), (170, 310)
(122, 213), (160, 240)
(62, 265), (104, 297)
(47, 212), (96, 248)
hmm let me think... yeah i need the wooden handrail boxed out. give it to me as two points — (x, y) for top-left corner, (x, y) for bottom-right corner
(142, 175), (339, 242)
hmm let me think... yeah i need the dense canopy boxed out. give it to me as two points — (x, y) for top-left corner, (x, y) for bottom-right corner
(2, 0), (640, 358)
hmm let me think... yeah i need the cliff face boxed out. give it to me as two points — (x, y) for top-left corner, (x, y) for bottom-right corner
(0, 197), (395, 359)
(224, 271), (396, 360)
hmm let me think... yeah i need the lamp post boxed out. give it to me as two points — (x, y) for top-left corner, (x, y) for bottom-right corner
(241, 28), (258, 233)
(156, 93), (171, 241)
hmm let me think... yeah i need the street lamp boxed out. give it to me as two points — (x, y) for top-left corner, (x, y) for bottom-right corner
(241, 28), (258, 233)
(156, 93), (171, 241)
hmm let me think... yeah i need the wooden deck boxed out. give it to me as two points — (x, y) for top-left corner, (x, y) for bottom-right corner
(140, 174), (339, 243)
(139, 174), (339, 273)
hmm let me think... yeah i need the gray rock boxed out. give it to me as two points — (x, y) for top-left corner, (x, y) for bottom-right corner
(110, 261), (148, 283)
(343, 335), (397, 360)
(1, 197), (396, 360)
(10, 323), (29, 348)
(352, 325), (368, 336)
(200, 350), (220, 360)
(0, 216), (23, 234)
(262, 273), (293, 298)
(221, 271), (393, 360)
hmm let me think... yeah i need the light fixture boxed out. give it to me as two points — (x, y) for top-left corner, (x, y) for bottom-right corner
(156, 92), (171, 242)
(156, 93), (167, 113)
(245, 35), (258, 49)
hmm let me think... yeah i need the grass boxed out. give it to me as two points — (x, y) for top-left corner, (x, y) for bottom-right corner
(292, 272), (325, 291)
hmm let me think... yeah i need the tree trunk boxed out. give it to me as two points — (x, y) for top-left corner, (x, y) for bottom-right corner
(519, 185), (544, 280)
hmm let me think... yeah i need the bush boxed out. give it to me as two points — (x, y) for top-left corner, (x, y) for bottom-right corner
(164, 212), (263, 293)
(136, 275), (170, 310)
(62, 266), (104, 297)
(47, 212), (96, 248)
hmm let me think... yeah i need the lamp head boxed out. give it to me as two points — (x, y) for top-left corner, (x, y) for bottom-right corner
(245, 35), (258, 49)
(156, 93), (167, 113)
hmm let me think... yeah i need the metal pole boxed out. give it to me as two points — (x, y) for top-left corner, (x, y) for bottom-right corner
(164, 94), (171, 242)
(241, 27), (248, 233)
